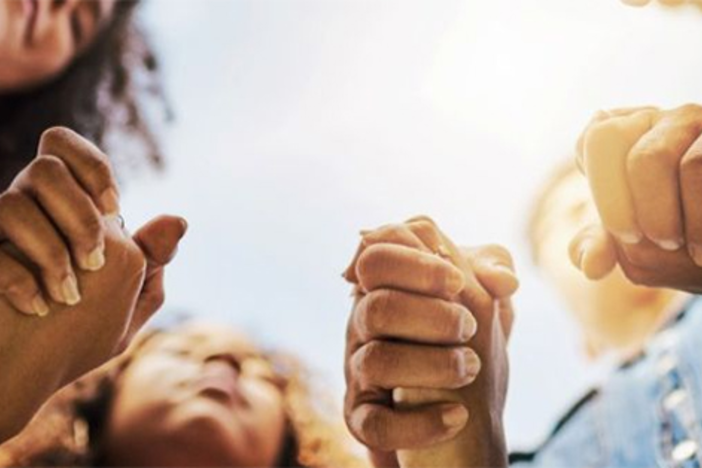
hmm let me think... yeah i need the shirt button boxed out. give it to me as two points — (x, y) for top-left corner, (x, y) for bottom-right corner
(664, 388), (688, 411)
(672, 440), (698, 462)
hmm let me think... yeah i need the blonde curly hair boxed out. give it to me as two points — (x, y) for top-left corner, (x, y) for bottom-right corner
(0, 327), (367, 468)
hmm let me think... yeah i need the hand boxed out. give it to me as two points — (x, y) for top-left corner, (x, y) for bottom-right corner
(343, 217), (517, 468)
(573, 105), (702, 292)
(0, 214), (187, 442)
(0, 127), (121, 316)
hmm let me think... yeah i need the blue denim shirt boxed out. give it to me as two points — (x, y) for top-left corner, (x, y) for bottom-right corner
(511, 298), (702, 468)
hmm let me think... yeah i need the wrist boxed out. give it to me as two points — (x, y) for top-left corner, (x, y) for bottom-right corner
(461, 407), (508, 467)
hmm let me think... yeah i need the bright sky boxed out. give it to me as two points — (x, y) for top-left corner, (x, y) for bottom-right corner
(120, 0), (702, 449)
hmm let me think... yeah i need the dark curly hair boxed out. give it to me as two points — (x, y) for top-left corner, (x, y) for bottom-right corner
(0, 0), (169, 190)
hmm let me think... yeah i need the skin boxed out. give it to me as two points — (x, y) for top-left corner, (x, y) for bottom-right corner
(536, 169), (687, 356)
(0, 0), (116, 92)
(0, 127), (187, 443)
(343, 217), (517, 468)
(102, 324), (287, 468)
(0, 127), (122, 315)
(573, 106), (702, 293)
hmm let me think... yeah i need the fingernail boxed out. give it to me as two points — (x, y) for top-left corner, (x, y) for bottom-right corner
(441, 405), (469, 429)
(83, 245), (105, 271)
(178, 218), (189, 237)
(459, 310), (478, 341)
(436, 244), (451, 258)
(459, 348), (481, 381)
(690, 244), (702, 267)
(654, 238), (683, 252)
(32, 295), (50, 317)
(576, 240), (590, 270)
(614, 230), (643, 245)
(99, 188), (120, 216)
(447, 270), (465, 297)
(61, 274), (81, 306)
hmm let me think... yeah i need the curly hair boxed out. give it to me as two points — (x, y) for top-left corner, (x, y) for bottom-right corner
(0, 0), (168, 190)
(0, 328), (368, 468)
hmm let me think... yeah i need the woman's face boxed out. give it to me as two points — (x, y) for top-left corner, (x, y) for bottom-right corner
(534, 171), (679, 356)
(103, 324), (288, 467)
(0, 0), (115, 92)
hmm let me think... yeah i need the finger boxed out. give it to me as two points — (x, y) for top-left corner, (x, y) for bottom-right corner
(132, 215), (188, 270)
(0, 191), (79, 305)
(620, 0), (653, 5)
(354, 289), (477, 345)
(627, 111), (701, 250)
(0, 248), (49, 317)
(351, 341), (480, 390)
(569, 224), (618, 280)
(583, 110), (655, 243)
(575, 107), (659, 171)
(129, 216), (188, 327)
(356, 244), (465, 300)
(343, 224), (428, 284)
(462, 244), (519, 299)
(680, 133), (702, 266)
(348, 402), (468, 451)
(15, 155), (106, 272)
(405, 216), (444, 254)
(38, 127), (120, 216)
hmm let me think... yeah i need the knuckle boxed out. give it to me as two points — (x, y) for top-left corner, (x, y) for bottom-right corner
(358, 408), (389, 448)
(677, 103), (702, 118)
(30, 155), (66, 181)
(84, 154), (113, 187)
(583, 120), (615, 154)
(353, 342), (384, 385)
(0, 191), (27, 219)
(39, 126), (74, 148)
(43, 245), (71, 272)
(359, 290), (394, 338)
(482, 243), (514, 266)
(356, 244), (389, 284)
(75, 212), (104, 243)
(681, 151), (702, 179)
(2, 273), (36, 297)
(407, 214), (437, 227)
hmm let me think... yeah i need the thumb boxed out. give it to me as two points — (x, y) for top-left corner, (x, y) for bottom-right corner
(568, 224), (617, 280)
(132, 215), (188, 270)
(462, 245), (519, 299)
(121, 215), (187, 346)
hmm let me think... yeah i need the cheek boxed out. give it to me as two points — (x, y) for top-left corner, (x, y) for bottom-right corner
(240, 380), (287, 459)
(0, 35), (74, 91)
